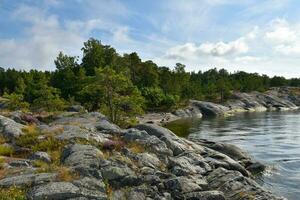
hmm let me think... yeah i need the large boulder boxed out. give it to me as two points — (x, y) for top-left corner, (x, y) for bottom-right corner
(0, 115), (25, 140)
(55, 125), (107, 143)
(207, 168), (285, 200)
(173, 105), (202, 118)
(190, 100), (230, 117)
(61, 144), (103, 178)
(135, 124), (202, 156)
(29, 151), (52, 163)
(101, 163), (141, 188)
(164, 176), (206, 193)
(189, 138), (266, 174)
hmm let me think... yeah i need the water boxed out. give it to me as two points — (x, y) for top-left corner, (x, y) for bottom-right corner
(166, 111), (300, 200)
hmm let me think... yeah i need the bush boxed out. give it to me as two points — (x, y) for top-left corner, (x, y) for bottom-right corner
(32, 136), (65, 153)
(2, 92), (29, 111)
(0, 187), (26, 200)
(0, 145), (14, 157)
(161, 94), (179, 109)
(141, 87), (165, 108)
(16, 125), (40, 148)
(141, 87), (178, 110)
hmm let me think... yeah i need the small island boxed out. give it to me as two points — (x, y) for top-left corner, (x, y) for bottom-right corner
(1, 39), (299, 199)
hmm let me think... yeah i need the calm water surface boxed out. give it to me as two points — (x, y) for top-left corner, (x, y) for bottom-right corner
(166, 111), (300, 200)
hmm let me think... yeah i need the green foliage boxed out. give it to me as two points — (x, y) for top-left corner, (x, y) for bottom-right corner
(0, 38), (299, 117)
(32, 136), (65, 153)
(93, 67), (145, 123)
(16, 125), (40, 150)
(0, 145), (14, 156)
(141, 87), (165, 108)
(3, 92), (29, 111)
(0, 187), (26, 200)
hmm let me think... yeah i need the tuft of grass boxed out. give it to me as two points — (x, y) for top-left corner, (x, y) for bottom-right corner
(127, 142), (145, 154)
(56, 167), (79, 182)
(32, 160), (55, 173)
(32, 135), (66, 153)
(104, 179), (113, 199)
(0, 186), (26, 200)
(16, 125), (40, 148)
(0, 145), (14, 157)
(0, 136), (7, 145)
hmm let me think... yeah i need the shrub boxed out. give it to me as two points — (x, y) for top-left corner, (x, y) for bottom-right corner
(32, 136), (65, 153)
(0, 145), (14, 156)
(102, 139), (125, 151)
(141, 87), (165, 108)
(16, 125), (40, 148)
(2, 92), (29, 111)
(0, 186), (26, 200)
(0, 136), (7, 144)
(161, 94), (179, 109)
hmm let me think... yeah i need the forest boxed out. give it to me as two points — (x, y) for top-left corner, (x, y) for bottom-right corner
(1, 38), (300, 125)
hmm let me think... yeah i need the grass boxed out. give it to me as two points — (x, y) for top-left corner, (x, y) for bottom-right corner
(0, 145), (14, 157)
(127, 142), (145, 154)
(32, 135), (65, 153)
(0, 136), (7, 145)
(0, 186), (26, 200)
(56, 167), (79, 182)
(16, 124), (40, 148)
(103, 179), (113, 199)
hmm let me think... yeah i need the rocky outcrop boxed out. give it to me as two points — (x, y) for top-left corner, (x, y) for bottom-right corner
(0, 112), (286, 199)
(190, 88), (299, 117)
(190, 100), (230, 117)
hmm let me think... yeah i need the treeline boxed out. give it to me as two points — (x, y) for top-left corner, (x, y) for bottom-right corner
(1, 38), (300, 124)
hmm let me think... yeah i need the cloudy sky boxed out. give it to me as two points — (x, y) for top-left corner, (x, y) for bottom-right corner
(1, 0), (300, 77)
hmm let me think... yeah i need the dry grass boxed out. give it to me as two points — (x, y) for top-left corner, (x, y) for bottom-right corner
(0, 136), (7, 145)
(56, 167), (79, 182)
(22, 124), (38, 134)
(127, 142), (145, 154)
(16, 125), (40, 149)
(104, 179), (113, 199)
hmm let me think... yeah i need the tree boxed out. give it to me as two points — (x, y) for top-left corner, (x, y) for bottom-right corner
(81, 38), (118, 75)
(54, 52), (78, 70)
(216, 79), (231, 103)
(94, 67), (144, 123)
(81, 38), (105, 75)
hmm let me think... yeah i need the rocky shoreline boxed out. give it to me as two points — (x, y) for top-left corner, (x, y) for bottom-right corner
(0, 109), (287, 199)
(139, 87), (300, 125)
(1, 87), (299, 199)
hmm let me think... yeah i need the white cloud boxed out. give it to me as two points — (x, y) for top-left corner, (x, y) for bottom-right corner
(165, 36), (249, 60)
(0, 5), (85, 70)
(0, 2), (134, 70)
(265, 19), (297, 44)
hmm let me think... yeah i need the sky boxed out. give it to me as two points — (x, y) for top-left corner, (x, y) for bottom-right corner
(1, 0), (300, 78)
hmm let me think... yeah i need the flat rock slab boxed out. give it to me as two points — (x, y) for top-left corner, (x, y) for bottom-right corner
(0, 173), (57, 188)
(26, 182), (107, 200)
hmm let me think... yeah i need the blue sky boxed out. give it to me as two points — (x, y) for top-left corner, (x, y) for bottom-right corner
(1, 0), (300, 77)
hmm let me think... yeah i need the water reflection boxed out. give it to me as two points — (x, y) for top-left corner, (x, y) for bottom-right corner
(166, 111), (300, 200)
